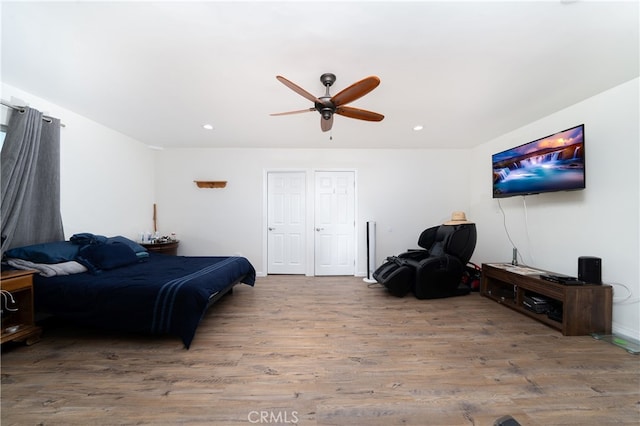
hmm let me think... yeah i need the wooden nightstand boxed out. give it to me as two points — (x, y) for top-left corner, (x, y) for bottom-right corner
(1, 269), (42, 345)
(141, 240), (180, 256)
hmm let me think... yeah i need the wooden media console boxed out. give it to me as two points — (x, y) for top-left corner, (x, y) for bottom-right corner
(481, 263), (612, 336)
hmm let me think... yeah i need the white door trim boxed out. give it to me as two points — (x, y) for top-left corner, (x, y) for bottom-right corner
(266, 171), (306, 274)
(312, 168), (358, 276)
(313, 170), (357, 276)
(263, 168), (358, 277)
(263, 169), (308, 276)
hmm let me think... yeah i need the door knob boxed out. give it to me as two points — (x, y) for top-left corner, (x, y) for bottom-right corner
(315, 227), (324, 232)
(268, 227), (275, 231)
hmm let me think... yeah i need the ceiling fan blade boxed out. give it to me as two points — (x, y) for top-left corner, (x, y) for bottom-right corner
(270, 108), (315, 116)
(321, 115), (334, 132)
(331, 76), (380, 107)
(336, 106), (384, 122)
(276, 76), (322, 104)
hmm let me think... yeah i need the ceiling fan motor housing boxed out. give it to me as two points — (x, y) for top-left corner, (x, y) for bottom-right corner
(318, 103), (335, 120)
(318, 73), (337, 120)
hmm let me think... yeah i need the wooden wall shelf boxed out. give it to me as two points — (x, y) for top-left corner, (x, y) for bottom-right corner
(194, 181), (227, 188)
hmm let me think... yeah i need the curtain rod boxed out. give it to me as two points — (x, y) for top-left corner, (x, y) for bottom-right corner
(1, 100), (66, 128)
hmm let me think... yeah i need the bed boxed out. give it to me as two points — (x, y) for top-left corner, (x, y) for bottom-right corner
(4, 236), (256, 348)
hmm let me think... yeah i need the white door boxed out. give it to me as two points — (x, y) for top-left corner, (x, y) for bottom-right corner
(314, 171), (355, 276)
(267, 172), (306, 274)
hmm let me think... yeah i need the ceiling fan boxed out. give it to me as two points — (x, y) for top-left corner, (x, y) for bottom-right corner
(271, 73), (384, 132)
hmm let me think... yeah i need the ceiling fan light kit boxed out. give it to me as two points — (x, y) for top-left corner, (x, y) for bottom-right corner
(271, 73), (384, 132)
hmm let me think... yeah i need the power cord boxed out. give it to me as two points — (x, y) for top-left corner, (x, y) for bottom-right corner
(497, 198), (525, 265)
(609, 282), (640, 304)
(521, 196), (535, 265)
(1, 289), (19, 312)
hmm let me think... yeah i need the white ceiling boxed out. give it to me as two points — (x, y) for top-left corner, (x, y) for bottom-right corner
(1, 1), (638, 150)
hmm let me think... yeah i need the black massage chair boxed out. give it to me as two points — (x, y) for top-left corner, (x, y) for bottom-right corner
(373, 223), (477, 299)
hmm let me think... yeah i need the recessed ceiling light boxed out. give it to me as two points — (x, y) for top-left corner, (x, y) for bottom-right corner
(413, 125), (423, 131)
(203, 124), (214, 130)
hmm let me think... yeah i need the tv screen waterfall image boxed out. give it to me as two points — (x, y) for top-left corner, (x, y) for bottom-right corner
(492, 124), (585, 198)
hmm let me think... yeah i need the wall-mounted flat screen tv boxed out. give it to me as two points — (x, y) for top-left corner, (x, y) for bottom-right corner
(492, 124), (585, 198)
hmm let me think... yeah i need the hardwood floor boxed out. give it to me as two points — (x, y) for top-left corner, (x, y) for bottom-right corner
(2, 275), (639, 425)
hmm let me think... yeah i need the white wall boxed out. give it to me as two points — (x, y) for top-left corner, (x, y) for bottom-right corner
(4, 78), (637, 339)
(154, 148), (471, 276)
(468, 78), (640, 339)
(1, 83), (156, 240)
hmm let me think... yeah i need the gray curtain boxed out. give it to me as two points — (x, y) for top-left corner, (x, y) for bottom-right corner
(1, 106), (64, 255)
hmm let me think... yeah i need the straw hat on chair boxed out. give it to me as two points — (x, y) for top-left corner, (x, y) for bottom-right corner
(443, 211), (473, 225)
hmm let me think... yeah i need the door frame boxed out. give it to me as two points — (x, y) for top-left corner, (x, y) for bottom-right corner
(263, 168), (358, 277)
(266, 171), (307, 274)
(313, 170), (357, 276)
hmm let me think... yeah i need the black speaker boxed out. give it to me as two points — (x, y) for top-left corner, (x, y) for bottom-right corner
(578, 256), (602, 284)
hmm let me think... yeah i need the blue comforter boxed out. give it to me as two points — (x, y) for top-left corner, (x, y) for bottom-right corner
(33, 253), (256, 348)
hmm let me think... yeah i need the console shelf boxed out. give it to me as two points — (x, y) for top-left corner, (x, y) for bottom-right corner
(1, 270), (42, 345)
(481, 263), (612, 336)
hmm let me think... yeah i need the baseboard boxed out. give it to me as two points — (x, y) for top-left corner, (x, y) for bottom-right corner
(612, 322), (640, 341)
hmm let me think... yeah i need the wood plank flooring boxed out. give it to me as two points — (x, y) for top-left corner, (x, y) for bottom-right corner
(2, 275), (639, 425)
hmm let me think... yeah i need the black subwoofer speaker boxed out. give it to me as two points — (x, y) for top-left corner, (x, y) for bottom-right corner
(578, 256), (602, 284)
